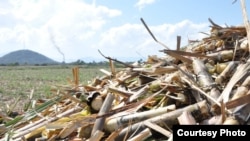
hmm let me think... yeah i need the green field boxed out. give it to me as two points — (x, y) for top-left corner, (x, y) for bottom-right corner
(0, 65), (111, 111)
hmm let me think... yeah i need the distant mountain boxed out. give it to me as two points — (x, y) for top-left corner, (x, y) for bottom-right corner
(0, 50), (58, 65)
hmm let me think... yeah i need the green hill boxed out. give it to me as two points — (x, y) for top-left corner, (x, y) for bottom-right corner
(0, 50), (58, 65)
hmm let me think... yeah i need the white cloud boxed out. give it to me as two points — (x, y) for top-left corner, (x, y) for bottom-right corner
(0, 0), (210, 63)
(0, 28), (14, 42)
(96, 20), (209, 61)
(135, 0), (156, 10)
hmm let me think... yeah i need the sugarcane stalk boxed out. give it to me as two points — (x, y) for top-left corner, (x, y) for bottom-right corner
(104, 104), (176, 132)
(72, 67), (79, 88)
(223, 116), (239, 125)
(12, 106), (82, 140)
(167, 134), (173, 141)
(239, 38), (248, 51)
(192, 59), (220, 103)
(78, 124), (93, 139)
(193, 59), (215, 90)
(215, 61), (239, 84)
(109, 59), (116, 76)
(61, 91), (82, 104)
(215, 62), (228, 74)
(176, 36), (181, 50)
(138, 74), (156, 85)
(144, 120), (172, 138)
(193, 59), (213, 88)
(226, 92), (250, 109)
(5, 96), (62, 127)
(232, 102), (250, 124)
(132, 66), (177, 75)
(177, 111), (196, 125)
(217, 61), (250, 103)
(181, 77), (221, 107)
(58, 121), (79, 139)
(164, 71), (181, 84)
(0, 125), (7, 135)
(131, 67), (154, 73)
(90, 95), (104, 112)
(126, 128), (152, 141)
(88, 130), (104, 141)
(200, 115), (223, 125)
(100, 69), (112, 76)
(84, 85), (100, 91)
(162, 49), (214, 59)
(91, 93), (115, 136)
(108, 86), (133, 98)
(207, 50), (233, 62)
(231, 76), (250, 100)
(0, 111), (13, 122)
(128, 85), (149, 102)
(15, 117), (46, 133)
(104, 129), (122, 141)
(240, 0), (250, 52)
(152, 66), (177, 75)
(163, 50), (192, 64)
(114, 100), (209, 141)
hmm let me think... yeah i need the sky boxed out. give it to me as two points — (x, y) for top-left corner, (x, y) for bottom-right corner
(0, 0), (249, 63)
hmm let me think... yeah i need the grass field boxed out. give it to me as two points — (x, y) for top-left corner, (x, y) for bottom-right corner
(0, 65), (110, 111)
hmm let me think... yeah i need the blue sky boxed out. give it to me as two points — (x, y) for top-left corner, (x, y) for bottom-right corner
(0, 0), (249, 63)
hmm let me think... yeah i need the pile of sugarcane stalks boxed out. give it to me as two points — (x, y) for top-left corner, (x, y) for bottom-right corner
(1, 16), (250, 141)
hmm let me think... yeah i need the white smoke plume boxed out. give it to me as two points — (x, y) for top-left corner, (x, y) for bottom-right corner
(48, 28), (65, 63)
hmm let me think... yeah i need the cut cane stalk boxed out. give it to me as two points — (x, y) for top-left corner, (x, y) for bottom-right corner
(91, 93), (115, 136)
(231, 76), (250, 100)
(126, 128), (152, 141)
(114, 100), (209, 141)
(223, 116), (239, 125)
(88, 130), (104, 141)
(13, 106), (82, 140)
(207, 50), (234, 62)
(144, 121), (172, 138)
(192, 59), (220, 109)
(215, 61), (239, 85)
(104, 104), (175, 132)
(177, 111), (197, 125)
(218, 61), (250, 103)
(200, 115), (223, 125)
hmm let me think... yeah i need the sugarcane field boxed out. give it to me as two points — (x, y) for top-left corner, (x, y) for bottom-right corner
(1, 1), (250, 141)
